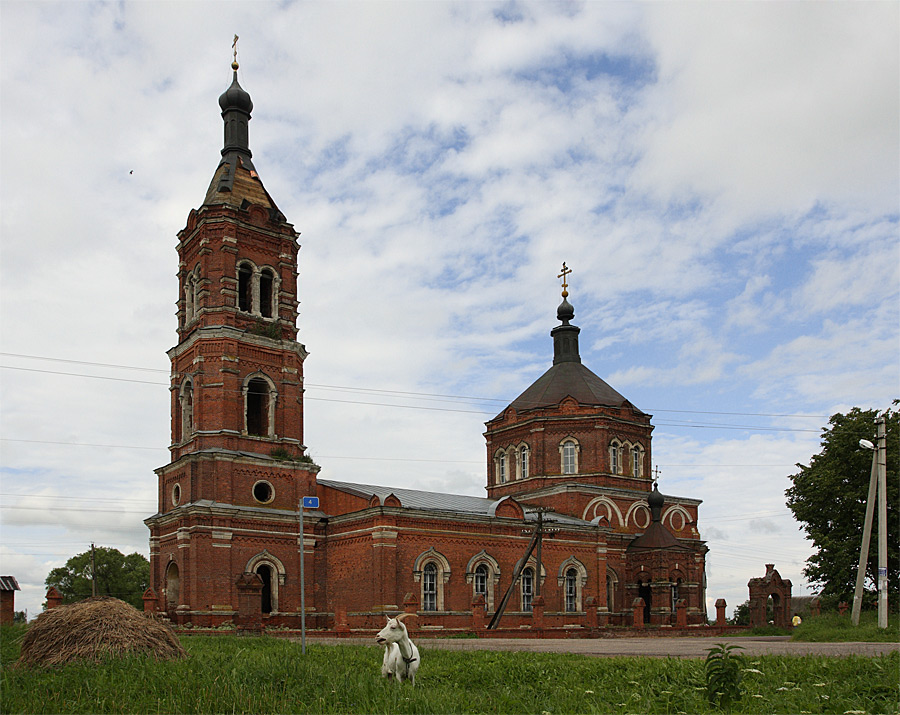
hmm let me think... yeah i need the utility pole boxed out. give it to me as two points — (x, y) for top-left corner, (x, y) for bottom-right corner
(876, 416), (888, 629)
(91, 543), (97, 597)
(851, 439), (878, 626)
(851, 415), (889, 629)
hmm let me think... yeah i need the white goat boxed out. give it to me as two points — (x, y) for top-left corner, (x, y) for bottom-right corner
(375, 613), (420, 686)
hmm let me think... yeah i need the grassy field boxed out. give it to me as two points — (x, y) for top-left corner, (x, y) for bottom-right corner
(791, 610), (899, 642)
(1, 625), (897, 714)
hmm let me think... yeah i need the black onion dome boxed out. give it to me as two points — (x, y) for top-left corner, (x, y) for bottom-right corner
(557, 297), (575, 325)
(218, 71), (253, 115)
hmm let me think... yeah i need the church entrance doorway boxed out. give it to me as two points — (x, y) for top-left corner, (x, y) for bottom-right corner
(257, 564), (273, 614)
(638, 581), (652, 623)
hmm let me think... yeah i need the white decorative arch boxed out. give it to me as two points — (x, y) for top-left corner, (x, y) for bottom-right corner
(245, 549), (286, 613)
(413, 547), (451, 583)
(625, 500), (651, 530)
(583, 496), (624, 526)
(663, 505), (691, 532)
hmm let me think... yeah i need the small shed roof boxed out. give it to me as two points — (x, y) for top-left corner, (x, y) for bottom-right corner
(0, 576), (21, 591)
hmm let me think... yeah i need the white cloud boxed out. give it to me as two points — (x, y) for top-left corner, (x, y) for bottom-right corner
(2, 1), (897, 621)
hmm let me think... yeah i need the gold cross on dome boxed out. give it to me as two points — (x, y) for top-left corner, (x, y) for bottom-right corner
(557, 262), (572, 298)
(232, 35), (240, 69)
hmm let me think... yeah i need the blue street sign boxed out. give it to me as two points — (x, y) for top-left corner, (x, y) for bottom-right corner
(302, 496), (319, 509)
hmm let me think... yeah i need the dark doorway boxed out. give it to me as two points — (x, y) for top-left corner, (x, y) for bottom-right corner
(638, 581), (652, 623)
(257, 565), (273, 614)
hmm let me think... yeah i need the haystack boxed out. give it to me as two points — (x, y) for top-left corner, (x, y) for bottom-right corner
(17, 596), (187, 667)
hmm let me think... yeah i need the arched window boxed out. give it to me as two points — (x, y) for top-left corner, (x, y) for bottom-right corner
(671, 578), (682, 613)
(520, 445), (530, 480)
(258, 564), (273, 614)
(606, 571), (616, 613)
(259, 268), (275, 318)
(165, 561), (180, 611)
(415, 548), (450, 611)
(180, 379), (194, 441)
(423, 562), (438, 611)
(609, 441), (621, 475)
(245, 375), (275, 437)
(498, 452), (507, 483)
(521, 567), (534, 612)
(565, 568), (578, 613)
(474, 564), (487, 600)
(561, 439), (578, 475)
(632, 445), (642, 478)
(238, 262), (253, 312)
(467, 551), (500, 612)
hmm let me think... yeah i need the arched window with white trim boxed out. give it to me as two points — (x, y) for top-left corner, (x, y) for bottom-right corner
(560, 438), (579, 475)
(179, 378), (194, 442)
(423, 562), (438, 611)
(467, 551), (501, 612)
(632, 445), (642, 478)
(565, 568), (578, 612)
(521, 567), (534, 612)
(520, 444), (530, 480)
(414, 548), (451, 611)
(609, 440), (621, 475)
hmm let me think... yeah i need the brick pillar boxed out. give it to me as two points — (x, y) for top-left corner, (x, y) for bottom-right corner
(715, 598), (727, 626)
(675, 598), (687, 628)
(45, 587), (63, 610)
(632, 597), (645, 628)
(585, 596), (598, 630)
(334, 605), (349, 633)
(531, 595), (545, 630)
(143, 587), (159, 613)
(472, 593), (486, 630)
(235, 572), (264, 634)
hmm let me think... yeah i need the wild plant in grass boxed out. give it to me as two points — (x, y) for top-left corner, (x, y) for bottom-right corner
(704, 642), (743, 710)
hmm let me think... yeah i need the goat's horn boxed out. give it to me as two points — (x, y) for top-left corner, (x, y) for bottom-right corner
(395, 612), (418, 622)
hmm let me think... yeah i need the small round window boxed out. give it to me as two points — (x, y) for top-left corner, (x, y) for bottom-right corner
(253, 480), (274, 504)
(172, 483), (181, 507)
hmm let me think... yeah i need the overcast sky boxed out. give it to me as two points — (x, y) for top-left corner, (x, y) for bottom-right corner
(1, 1), (897, 621)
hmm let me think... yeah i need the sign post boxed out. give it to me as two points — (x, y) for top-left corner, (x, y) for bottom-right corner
(299, 496), (319, 654)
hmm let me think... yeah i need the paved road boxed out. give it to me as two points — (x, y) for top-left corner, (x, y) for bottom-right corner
(308, 635), (898, 659)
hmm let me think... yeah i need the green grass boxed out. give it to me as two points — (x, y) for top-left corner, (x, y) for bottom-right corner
(791, 611), (900, 642)
(1, 625), (897, 714)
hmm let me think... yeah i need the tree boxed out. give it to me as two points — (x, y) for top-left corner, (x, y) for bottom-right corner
(45, 547), (150, 610)
(785, 405), (898, 608)
(730, 599), (750, 626)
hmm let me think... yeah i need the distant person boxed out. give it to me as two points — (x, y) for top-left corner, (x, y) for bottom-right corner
(792, 614), (802, 627)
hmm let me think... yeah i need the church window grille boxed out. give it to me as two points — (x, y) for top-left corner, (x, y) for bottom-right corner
(565, 568), (578, 612)
(423, 562), (438, 611)
(632, 446), (642, 478)
(521, 567), (534, 612)
(562, 440), (577, 474)
(238, 263), (253, 312)
(520, 445), (529, 479)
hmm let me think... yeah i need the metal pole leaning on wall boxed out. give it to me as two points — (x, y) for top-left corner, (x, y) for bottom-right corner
(299, 500), (306, 654)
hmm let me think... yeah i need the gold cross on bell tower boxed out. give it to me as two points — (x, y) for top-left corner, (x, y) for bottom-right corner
(557, 262), (572, 298)
(232, 34), (240, 70)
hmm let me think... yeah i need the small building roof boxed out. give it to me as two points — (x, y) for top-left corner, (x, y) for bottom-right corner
(0, 576), (21, 591)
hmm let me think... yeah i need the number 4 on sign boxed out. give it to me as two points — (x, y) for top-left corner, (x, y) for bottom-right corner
(302, 496), (319, 509)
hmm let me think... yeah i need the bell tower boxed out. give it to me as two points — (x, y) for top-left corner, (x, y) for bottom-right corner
(146, 55), (319, 626)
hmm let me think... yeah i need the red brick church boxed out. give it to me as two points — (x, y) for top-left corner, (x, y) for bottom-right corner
(144, 63), (708, 631)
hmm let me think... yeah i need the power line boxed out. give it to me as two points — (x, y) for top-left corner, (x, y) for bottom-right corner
(0, 352), (831, 419)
